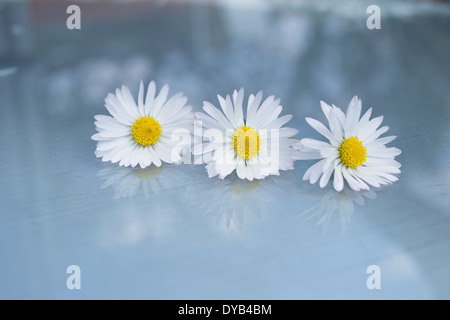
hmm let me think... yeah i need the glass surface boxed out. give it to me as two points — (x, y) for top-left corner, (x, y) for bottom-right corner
(1, 0), (449, 299)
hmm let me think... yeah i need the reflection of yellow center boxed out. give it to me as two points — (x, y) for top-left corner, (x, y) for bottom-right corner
(233, 126), (261, 160)
(132, 116), (161, 146)
(134, 166), (163, 180)
(232, 179), (260, 195)
(339, 137), (367, 168)
(338, 191), (351, 201)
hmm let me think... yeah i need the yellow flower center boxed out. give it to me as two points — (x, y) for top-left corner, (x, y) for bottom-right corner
(131, 116), (161, 146)
(339, 137), (367, 168)
(233, 126), (261, 160)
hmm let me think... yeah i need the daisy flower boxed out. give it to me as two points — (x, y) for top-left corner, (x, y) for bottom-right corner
(195, 88), (299, 180)
(295, 96), (401, 191)
(92, 81), (194, 168)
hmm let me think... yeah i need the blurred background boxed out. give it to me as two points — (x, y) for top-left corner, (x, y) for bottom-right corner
(0, 0), (449, 299)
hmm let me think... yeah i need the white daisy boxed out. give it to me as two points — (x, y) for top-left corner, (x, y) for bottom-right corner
(195, 88), (299, 180)
(295, 96), (401, 191)
(92, 81), (194, 168)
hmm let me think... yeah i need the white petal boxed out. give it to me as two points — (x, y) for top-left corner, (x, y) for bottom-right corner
(217, 94), (237, 128)
(303, 159), (325, 181)
(137, 148), (147, 169)
(118, 144), (138, 167)
(355, 169), (382, 188)
(310, 159), (327, 184)
(104, 94), (135, 125)
(319, 160), (335, 188)
(129, 148), (140, 167)
(142, 148), (152, 168)
(149, 147), (162, 167)
(345, 96), (361, 136)
(333, 164), (344, 192)
(155, 145), (174, 164)
(320, 147), (339, 159)
(256, 95), (278, 114)
(320, 101), (332, 119)
(350, 168), (370, 190)
(367, 146), (401, 158)
(217, 161), (238, 179)
(371, 171), (399, 183)
(254, 101), (282, 128)
(342, 167), (363, 191)
(137, 80), (145, 116)
(357, 166), (398, 186)
(233, 88), (245, 127)
(150, 84), (169, 118)
(364, 157), (401, 168)
(293, 150), (323, 160)
(355, 107), (373, 133)
(157, 95), (189, 123)
(236, 162), (248, 180)
(358, 116), (384, 141)
(162, 106), (194, 127)
(94, 116), (129, 132)
(195, 112), (221, 130)
(92, 128), (130, 139)
(363, 126), (390, 143)
(306, 117), (331, 140)
(145, 81), (156, 115)
(278, 127), (299, 138)
(96, 137), (133, 152)
(265, 114), (293, 129)
(327, 107), (344, 140)
(206, 163), (219, 178)
(366, 164), (401, 174)
(301, 138), (332, 150)
(365, 135), (397, 147)
(332, 105), (346, 131)
(111, 144), (135, 164)
(246, 91), (263, 127)
(203, 101), (233, 129)
(249, 162), (264, 180)
(118, 85), (140, 119)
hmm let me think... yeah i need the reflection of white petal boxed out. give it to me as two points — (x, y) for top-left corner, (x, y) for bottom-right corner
(301, 186), (378, 235)
(96, 165), (195, 246)
(97, 165), (178, 200)
(186, 173), (295, 232)
(97, 200), (178, 248)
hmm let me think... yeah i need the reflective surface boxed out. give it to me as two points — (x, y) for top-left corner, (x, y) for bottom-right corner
(1, 0), (450, 299)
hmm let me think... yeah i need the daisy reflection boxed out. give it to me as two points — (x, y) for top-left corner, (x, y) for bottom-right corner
(98, 164), (181, 199)
(301, 186), (377, 234)
(190, 174), (292, 232)
(96, 164), (187, 246)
